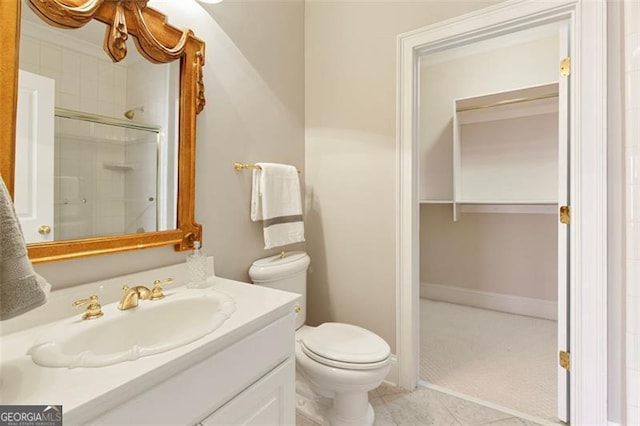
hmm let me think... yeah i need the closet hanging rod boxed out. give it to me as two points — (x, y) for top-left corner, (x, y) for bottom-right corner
(233, 162), (301, 173)
(456, 92), (559, 113)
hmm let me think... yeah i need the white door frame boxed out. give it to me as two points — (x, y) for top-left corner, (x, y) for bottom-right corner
(395, 0), (607, 424)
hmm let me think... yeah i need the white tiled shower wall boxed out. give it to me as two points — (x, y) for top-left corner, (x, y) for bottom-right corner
(53, 118), (126, 240)
(124, 130), (159, 234)
(625, 0), (640, 423)
(51, 122), (159, 239)
(20, 34), (127, 119)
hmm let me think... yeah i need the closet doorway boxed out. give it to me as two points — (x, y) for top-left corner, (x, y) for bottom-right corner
(396, 1), (608, 424)
(417, 23), (566, 423)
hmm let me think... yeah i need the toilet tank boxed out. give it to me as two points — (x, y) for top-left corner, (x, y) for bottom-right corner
(249, 251), (310, 329)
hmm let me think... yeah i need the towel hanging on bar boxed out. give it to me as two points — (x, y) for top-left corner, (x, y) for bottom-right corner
(250, 163), (305, 249)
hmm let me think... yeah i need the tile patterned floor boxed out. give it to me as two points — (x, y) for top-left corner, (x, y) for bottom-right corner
(296, 383), (545, 426)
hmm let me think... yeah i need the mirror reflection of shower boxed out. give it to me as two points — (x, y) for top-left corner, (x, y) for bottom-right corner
(124, 106), (144, 120)
(54, 111), (161, 241)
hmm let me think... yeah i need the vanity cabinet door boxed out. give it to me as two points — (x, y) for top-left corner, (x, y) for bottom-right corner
(87, 313), (296, 426)
(200, 357), (295, 426)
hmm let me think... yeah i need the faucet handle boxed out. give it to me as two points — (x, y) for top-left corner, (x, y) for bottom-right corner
(72, 295), (103, 320)
(151, 277), (174, 301)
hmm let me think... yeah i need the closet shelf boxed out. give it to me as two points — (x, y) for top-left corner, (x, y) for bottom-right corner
(420, 200), (558, 215)
(456, 200), (557, 205)
(458, 203), (557, 215)
(420, 200), (557, 205)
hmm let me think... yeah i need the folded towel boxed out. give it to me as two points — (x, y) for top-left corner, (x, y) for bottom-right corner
(0, 176), (51, 321)
(251, 163), (305, 249)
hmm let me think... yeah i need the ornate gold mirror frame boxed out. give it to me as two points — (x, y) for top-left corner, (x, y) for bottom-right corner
(0, 0), (205, 263)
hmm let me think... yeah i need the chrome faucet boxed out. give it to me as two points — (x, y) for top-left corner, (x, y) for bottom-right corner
(118, 285), (152, 310)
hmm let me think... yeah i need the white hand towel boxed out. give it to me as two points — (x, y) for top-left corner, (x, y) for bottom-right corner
(250, 163), (305, 249)
(0, 176), (51, 321)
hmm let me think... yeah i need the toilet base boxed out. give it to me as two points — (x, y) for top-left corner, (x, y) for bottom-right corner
(295, 393), (375, 426)
(328, 391), (374, 426)
(330, 404), (374, 426)
(296, 376), (375, 426)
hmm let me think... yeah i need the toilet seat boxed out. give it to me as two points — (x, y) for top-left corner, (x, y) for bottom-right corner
(300, 322), (390, 370)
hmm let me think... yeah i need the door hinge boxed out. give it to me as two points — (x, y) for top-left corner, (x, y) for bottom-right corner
(560, 205), (571, 224)
(560, 57), (571, 77)
(559, 350), (571, 371)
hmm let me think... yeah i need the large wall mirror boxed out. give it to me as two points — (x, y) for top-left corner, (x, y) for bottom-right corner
(0, 0), (205, 263)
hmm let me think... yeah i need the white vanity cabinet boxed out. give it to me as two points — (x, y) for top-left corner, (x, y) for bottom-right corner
(89, 312), (296, 426)
(451, 83), (560, 220)
(0, 266), (299, 426)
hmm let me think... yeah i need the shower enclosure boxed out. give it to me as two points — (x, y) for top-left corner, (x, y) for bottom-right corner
(53, 109), (162, 241)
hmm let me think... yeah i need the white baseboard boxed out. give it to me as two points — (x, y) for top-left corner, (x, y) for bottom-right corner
(383, 354), (398, 386)
(421, 282), (557, 321)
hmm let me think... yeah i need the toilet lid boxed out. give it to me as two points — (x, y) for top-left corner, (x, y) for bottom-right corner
(300, 323), (390, 369)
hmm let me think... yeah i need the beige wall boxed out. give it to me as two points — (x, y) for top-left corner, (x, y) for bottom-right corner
(34, 0), (305, 287)
(421, 205), (557, 301)
(304, 1), (500, 351)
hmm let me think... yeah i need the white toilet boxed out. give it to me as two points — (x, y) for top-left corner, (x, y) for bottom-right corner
(249, 251), (390, 426)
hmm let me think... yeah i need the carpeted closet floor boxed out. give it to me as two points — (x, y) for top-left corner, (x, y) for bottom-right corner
(420, 298), (558, 422)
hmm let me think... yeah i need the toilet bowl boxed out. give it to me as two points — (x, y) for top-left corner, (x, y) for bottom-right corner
(295, 324), (390, 425)
(249, 252), (390, 426)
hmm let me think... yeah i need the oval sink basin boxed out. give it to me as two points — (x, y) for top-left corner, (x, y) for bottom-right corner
(28, 289), (236, 368)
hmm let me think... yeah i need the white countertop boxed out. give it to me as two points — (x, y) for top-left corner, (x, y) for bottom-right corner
(0, 262), (299, 424)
